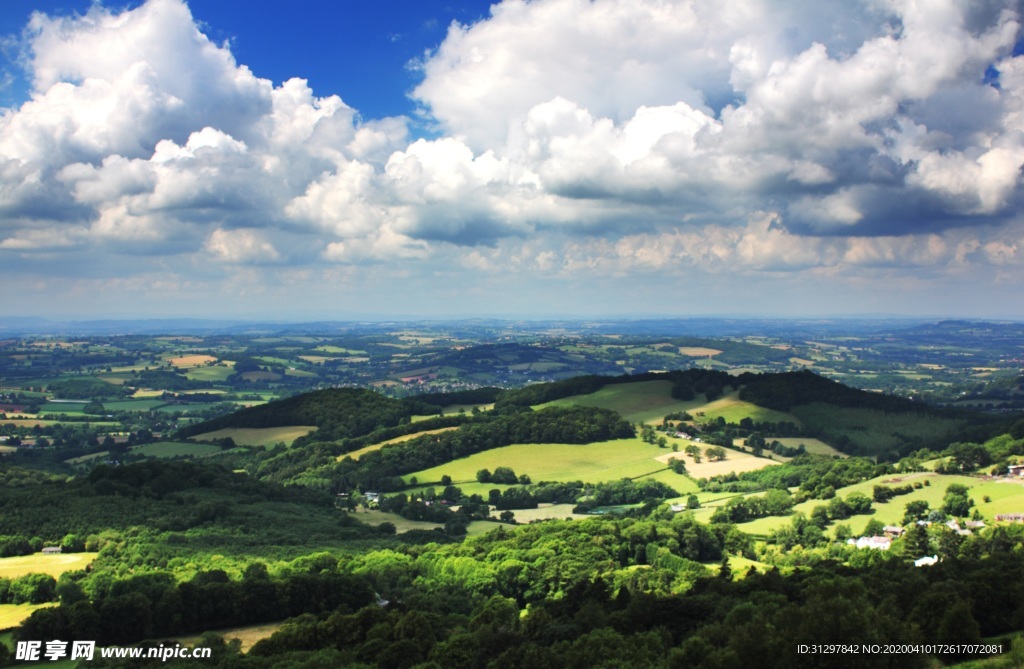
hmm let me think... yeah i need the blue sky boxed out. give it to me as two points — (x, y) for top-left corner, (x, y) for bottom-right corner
(1, 0), (495, 118)
(1, 0), (1023, 320)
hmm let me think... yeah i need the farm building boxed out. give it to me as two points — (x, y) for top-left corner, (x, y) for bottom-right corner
(1007, 464), (1024, 477)
(995, 513), (1024, 522)
(42, 546), (62, 554)
(848, 536), (891, 550)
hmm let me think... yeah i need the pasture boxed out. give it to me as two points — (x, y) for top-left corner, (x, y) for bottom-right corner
(405, 437), (701, 493)
(697, 391), (799, 425)
(0, 603), (57, 631)
(185, 365), (236, 382)
(358, 509), (443, 533)
(0, 552), (98, 580)
(192, 426), (317, 447)
(102, 399), (168, 411)
(540, 380), (706, 423)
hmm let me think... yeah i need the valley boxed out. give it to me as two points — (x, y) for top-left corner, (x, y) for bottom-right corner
(0, 318), (1023, 668)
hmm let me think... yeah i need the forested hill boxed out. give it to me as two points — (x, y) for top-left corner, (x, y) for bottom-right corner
(179, 388), (439, 442)
(737, 369), (930, 413)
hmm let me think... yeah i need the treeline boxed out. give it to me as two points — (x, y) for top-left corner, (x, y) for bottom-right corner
(493, 369), (737, 411)
(47, 378), (132, 400)
(738, 369), (935, 413)
(331, 406), (635, 491)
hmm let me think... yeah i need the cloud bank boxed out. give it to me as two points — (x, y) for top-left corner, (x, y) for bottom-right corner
(1, 0), (1023, 317)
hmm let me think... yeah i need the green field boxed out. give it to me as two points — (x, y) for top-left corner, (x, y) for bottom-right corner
(405, 437), (699, 493)
(184, 365), (236, 382)
(698, 391), (800, 425)
(101, 399), (169, 411)
(0, 603), (57, 631)
(130, 442), (223, 458)
(541, 380), (706, 423)
(38, 402), (87, 415)
(0, 552), (98, 580)
(192, 426), (317, 447)
(154, 402), (226, 414)
(358, 509), (443, 533)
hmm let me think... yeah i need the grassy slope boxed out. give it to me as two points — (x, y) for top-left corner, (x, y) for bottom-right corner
(539, 380), (704, 423)
(0, 603), (57, 631)
(192, 426), (317, 447)
(697, 391), (800, 425)
(0, 552), (98, 580)
(405, 437), (700, 493)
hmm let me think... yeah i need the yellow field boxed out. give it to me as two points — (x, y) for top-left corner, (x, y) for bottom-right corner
(168, 354), (218, 368)
(0, 603), (57, 630)
(0, 445), (15, 454)
(172, 622), (285, 652)
(132, 389), (165, 398)
(678, 347), (722, 357)
(656, 448), (779, 478)
(0, 552), (98, 580)
(339, 427), (460, 461)
(497, 503), (589, 522)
